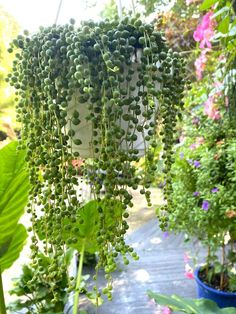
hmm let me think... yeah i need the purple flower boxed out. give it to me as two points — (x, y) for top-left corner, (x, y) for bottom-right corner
(211, 187), (219, 193)
(180, 152), (184, 159)
(202, 200), (210, 211)
(193, 160), (201, 168)
(163, 231), (169, 238)
(193, 191), (200, 196)
(187, 159), (193, 165)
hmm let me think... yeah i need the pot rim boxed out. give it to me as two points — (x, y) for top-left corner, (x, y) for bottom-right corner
(194, 266), (236, 296)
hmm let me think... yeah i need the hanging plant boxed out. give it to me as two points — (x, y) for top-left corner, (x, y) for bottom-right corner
(7, 14), (186, 311)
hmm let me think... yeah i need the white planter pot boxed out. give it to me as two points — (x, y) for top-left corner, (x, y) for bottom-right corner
(67, 49), (160, 158)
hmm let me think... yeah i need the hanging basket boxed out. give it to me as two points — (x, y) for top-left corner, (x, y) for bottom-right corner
(66, 49), (160, 158)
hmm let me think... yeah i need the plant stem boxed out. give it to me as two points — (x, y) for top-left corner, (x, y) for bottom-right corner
(206, 245), (210, 277)
(73, 242), (85, 314)
(0, 271), (6, 314)
(220, 243), (226, 290)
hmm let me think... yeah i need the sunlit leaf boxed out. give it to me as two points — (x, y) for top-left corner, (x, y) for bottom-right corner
(218, 16), (230, 34)
(200, 0), (218, 11)
(147, 291), (236, 313)
(0, 141), (29, 272)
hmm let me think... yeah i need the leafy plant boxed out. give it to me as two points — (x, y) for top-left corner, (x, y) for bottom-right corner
(147, 290), (236, 314)
(8, 250), (73, 314)
(0, 141), (29, 313)
(7, 14), (186, 311)
(156, 0), (236, 296)
(167, 108), (236, 292)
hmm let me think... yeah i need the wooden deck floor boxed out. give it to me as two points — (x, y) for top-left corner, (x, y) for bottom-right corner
(67, 218), (206, 314)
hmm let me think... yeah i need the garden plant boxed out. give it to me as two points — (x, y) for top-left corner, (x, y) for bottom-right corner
(7, 14), (187, 313)
(161, 0), (236, 303)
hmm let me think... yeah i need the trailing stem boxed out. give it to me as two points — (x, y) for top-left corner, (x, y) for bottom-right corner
(73, 242), (85, 314)
(0, 271), (6, 314)
(220, 243), (226, 291)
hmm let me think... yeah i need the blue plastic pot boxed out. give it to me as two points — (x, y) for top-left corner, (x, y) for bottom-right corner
(194, 267), (236, 308)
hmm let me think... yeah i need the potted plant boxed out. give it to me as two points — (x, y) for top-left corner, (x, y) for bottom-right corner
(165, 110), (236, 308)
(7, 15), (186, 312)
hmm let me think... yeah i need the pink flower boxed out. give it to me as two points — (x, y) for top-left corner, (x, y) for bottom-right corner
(189, 137), (204, 150)
(204, 96), (221, 120)
(194, 50), (208, 80)
(162, 307), (172, 314)
(193, 12), (215, 49)
(184, 264), (194, 279)
(190, 143), (197, 150)
(185, 271), (194, 279)
(184, 252), (191, 263)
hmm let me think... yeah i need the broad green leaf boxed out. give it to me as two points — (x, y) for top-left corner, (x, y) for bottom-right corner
(218, 16), (230, 34)
(147, 291), (236, 314)
(62, 199), (124, 253)
(196, 298), (224, 314)
(200, 0), (218, 11)
(0, 141), (29, 272)
(62, 200), (100, 253)
(0, 141), (29, 244)
(0, 224), (27, 272)
(147, 291), (199, 313)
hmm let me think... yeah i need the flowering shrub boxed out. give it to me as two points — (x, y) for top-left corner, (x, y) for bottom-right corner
(167, 108), (236, 291)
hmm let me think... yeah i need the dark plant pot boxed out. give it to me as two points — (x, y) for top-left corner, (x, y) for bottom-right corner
(194, 267), (236, 308)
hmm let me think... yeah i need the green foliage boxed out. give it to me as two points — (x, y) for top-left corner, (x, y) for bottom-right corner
(0, 7), (19, 121)
(158, 0), (236, 292)
(209, 1), (236, 116)
(8, 14), (186, 305)
(0, 141), (29, 272)
(8, 250), (73, 314)
(100, 0), (120, 19)
(167, 109), (236, 291)
(147, 291), (236, 314)
(200, 0), (218, 11)
(62, 199), (124, 255)
(0, 225), (27, 272)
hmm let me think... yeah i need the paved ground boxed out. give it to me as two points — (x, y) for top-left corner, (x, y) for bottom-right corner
(4, 188), (205, 313)
(66, 189), (205, 314)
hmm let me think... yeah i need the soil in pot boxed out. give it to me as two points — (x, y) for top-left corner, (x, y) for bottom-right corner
(199, 266), (236, 293)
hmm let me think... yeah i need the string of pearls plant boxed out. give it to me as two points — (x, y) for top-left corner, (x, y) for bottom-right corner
(8, 15), (186, 309)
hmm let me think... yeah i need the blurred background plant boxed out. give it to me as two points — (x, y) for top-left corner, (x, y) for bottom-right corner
(0, 6), (19, 141)
(160, 0), (236, 293)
